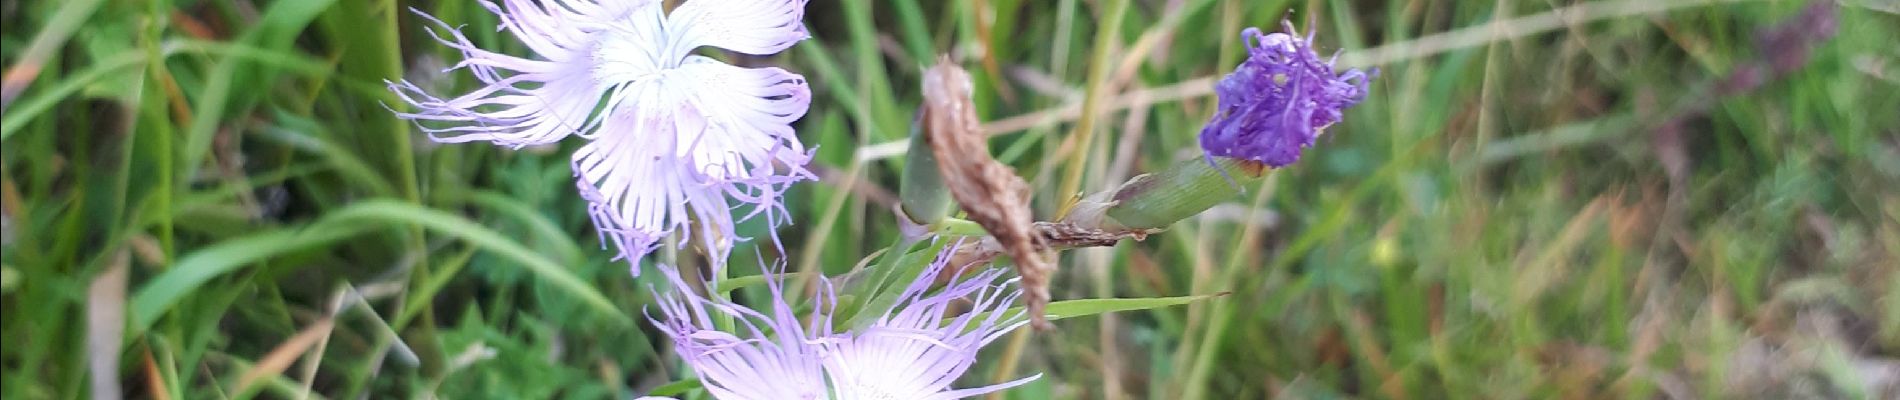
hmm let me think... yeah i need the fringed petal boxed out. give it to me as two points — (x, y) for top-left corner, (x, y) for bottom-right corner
(817, 242), (1035, 399)
(570, 85), (736, 269)
(649, 265), (828, 400)
(666, 0), (812, 56)
(387, 7), (606, 148)
(394, 0), (815, 271)
(670, 56), (816, 256)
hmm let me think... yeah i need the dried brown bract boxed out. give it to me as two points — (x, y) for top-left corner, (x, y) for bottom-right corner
(920, 57), (1054, 330)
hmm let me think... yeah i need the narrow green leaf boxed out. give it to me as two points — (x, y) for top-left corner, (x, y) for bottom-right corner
(714, 271), (818, 294)
(646, 378), (703, 397)
(1036, 293), (1227, 320)
(130, 200), (629, 334)
(323, 201), (626, 326)
(129, 223), (371, 333)
(972, 293), (1228, 330)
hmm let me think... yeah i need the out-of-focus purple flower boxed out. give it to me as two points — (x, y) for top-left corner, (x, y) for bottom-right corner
(1200, 21), (1371, 168)
(648, 245), (1038, 399)
(388, 0), (815, 272)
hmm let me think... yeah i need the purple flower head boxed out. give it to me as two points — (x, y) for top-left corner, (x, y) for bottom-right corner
(388, 0), (816, 272)
(648, 244), (1038, 399)
(1200, 21), (1371, 168)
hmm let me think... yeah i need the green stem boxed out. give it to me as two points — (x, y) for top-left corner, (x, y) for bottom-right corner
(1103, 157), (1266, 229)
(1055, 0), (1131, 214)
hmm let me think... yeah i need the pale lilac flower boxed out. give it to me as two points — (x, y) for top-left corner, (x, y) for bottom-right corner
(1200, 21), (1371, 167)
(388, 0), (815, 271)
(650, 265), (828, 399)
(648, 245), (1038, 399)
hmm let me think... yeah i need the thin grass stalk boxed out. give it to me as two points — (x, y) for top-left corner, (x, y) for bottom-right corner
(1055, 0), (1131, 216)
(1180, 173), (1276, 400)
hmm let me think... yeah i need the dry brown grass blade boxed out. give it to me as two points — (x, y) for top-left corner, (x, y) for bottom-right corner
(921, 58), (1053, 330)
(1512, 197), (1610, 304)
(968, 0), (1017, 105)
(230, 317), (336, 396)
(141, 349), (171, 400)
(88, 251), (129, 400)
(0, 0), (106, 110)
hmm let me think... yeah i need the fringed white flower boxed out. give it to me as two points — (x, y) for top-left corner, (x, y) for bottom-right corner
(649, 265), (829, 400)
(811, 252), (1037, 400)
(648, 244), (1039, 399)
(389, 0), (815, 272)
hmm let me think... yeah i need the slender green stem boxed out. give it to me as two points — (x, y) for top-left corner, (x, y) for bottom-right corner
(1181, 172), (1274, 400)
(1056, 0), (1131, 215)
(715, 259), (735, 334)
(143, 0), (175, 263)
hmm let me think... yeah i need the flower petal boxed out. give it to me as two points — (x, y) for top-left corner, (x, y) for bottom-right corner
(572, 57), (811, 268)
(569, 84), (732, 267)
(1198, 23), (1371, 167)
(388, 7), (605, 148)
(666, 0), (811, 56)
(925, 373), (1043, 400)
(669, 56), (816, 253)
(484, 0), (630, 59)
(817, 242), (1034, 398)
(650, 266), (828, 400)
(671, 56), (812, 180)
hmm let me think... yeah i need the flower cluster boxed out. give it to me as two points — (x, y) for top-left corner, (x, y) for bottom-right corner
(389, 0), (815, 272)
(648, 245), (1038, 400)
(1200, 21), (1372, 167)
(388, 0), (1374, 396)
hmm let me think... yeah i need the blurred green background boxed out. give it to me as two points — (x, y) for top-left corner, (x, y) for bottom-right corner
(3, 0), (1897, 398)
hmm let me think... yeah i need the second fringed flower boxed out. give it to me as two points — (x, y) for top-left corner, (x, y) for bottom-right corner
(1200, 20), (1371, 167)
(389, 0), (815, 271)
(648, 245), (1039, 399)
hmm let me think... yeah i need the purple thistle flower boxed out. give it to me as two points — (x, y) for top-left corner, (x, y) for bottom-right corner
(388, 0), (816, 272)
(1200, 21), (1371, 168)
(648, 245), (1038, 399)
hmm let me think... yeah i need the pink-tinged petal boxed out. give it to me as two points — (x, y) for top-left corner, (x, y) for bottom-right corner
(485, 0), (653, 57)
(569, 86), (734, 269)
(646, 245), (1035, 398)
(666, 0), (811, 56)
(671, 56), (811, 180)
(649, 265), (828, 400)
(589, 3), (674, 87)
(392, 0), (820, 271)
(817, 242), (1036, 398)
(387, 7), (605, 148)
(925, 374), (1043, 400)
(569, 55), (812, 268)
(668, 56), (816, 257)
(576, 180), (659, 270)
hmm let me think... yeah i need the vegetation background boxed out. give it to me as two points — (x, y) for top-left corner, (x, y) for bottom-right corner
(3, 0), (1897, 398)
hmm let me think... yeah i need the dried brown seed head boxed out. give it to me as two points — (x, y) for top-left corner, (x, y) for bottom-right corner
(920, 57), (1054, 330)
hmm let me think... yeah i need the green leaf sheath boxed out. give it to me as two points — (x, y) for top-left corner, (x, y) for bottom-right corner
(1104, 157), (1267, 229)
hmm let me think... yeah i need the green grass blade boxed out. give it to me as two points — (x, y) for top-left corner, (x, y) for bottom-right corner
(130, 200), (629, 335)
(128, 223), (372, 333)
(323, 201), (628, 326)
